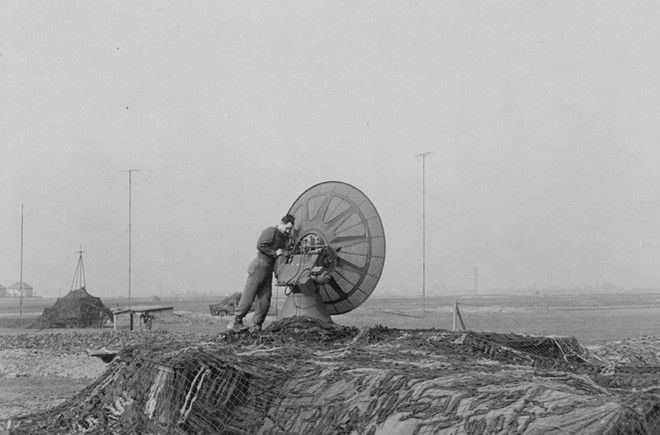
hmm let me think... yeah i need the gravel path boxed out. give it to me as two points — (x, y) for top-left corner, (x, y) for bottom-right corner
(0, 349), (108, 420)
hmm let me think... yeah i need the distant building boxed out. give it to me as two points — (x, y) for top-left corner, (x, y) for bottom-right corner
(0, 284), (6, 297)
(6, 282), (34, 298)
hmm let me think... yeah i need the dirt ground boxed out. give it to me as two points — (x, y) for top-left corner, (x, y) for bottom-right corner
(0, 349), (107, 420)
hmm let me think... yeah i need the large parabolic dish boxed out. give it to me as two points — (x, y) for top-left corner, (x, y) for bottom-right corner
(286, 181), (386, 315)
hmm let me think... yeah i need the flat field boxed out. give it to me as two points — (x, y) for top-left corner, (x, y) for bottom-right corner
(1, 291), (659, 345)
(343, 292), (660, 345)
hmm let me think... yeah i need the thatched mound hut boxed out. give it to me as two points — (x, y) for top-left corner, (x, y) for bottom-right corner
(38, 287), (112, 328)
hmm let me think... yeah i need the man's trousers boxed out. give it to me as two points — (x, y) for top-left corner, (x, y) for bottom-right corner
(235, 258), (273, 326)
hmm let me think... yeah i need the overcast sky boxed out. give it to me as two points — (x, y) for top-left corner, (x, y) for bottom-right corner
(2, 2), (660, 298)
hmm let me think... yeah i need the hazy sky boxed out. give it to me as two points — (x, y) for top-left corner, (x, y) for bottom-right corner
(2, 2), (660, 298)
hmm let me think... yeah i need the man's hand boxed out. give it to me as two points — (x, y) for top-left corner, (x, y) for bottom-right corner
(276, 249), (284, 256)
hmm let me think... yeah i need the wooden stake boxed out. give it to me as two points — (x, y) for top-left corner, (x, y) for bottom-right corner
(456, 300), (466, 331)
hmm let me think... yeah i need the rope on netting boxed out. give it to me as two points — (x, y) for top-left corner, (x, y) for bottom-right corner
(178, 366), (210, 425)
(212, 364), (244, 420)
(73, 416), (99, 433)
(90, 361), (127, 397)
(236, 346), (282, 356)
(178, 366), (206, 422)
(106, 392), (134, 419)
(552, 336), (570, 363)
(145, 365), (170, 418)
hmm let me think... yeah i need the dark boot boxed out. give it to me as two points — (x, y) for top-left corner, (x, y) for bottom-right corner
(230, 317), (248, 331)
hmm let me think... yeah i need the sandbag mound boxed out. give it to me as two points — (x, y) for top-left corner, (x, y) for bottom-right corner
(34, 287), (112, 328)
(5, 322), (660, 434)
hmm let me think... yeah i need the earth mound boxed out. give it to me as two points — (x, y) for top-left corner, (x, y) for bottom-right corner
(32, 287), (112, 329)
(4, 318), (659, 434)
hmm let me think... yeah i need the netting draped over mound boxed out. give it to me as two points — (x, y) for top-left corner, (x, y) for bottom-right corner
(7, 318), (660, 434)
(37, 287), (112, 328)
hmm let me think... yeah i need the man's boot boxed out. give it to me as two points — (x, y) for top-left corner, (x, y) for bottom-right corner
(230, 316), (247, 331)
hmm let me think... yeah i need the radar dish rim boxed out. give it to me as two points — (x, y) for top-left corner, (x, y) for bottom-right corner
(287, 180), (386, 314)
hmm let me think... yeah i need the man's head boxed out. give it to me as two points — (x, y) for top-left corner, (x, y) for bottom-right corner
(277, 214), (295, 234)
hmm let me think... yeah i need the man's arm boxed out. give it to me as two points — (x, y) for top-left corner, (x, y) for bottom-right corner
(256, 227), (278, 258)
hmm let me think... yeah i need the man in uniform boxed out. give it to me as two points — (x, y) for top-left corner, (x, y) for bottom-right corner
(232, 214), (295, 332)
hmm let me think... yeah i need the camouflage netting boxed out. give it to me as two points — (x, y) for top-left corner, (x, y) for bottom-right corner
(6, 318), (660, 434)
(593, 336), (660, 367)
(209, 293), (243, 316)
(34, 287), (113, 329)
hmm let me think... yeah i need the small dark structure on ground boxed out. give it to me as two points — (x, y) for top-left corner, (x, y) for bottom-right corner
(33, 248), (111, 328)
(39, 287), (112, 328)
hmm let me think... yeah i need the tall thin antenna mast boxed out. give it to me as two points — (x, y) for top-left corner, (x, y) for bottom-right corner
(122, 169), (139, 309)
(70, 246), (87, 291)
(19, 203), (24, 320)
(414, 152), (432, 318)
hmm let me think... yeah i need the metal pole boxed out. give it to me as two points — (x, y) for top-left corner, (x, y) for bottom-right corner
(122, 169), (139, 310)
(19, 204), (24, 320)
(415, 152), (432, 318)
(71, 246), (87, 291)
(129, 171), (132, 309)
(422, 157), (426, 317)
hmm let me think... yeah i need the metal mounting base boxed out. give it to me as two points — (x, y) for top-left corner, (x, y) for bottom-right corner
(279, 283), (332, 324)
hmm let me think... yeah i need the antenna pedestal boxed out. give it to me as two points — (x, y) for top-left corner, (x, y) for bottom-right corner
(280, 282), (332, 324)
